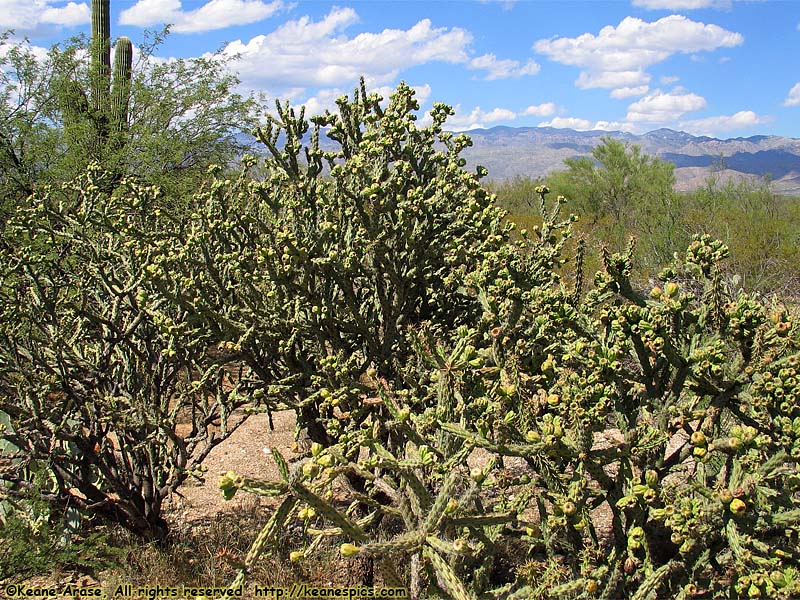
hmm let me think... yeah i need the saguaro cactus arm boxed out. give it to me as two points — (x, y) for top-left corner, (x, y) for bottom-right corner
(111, 36), (132, 132)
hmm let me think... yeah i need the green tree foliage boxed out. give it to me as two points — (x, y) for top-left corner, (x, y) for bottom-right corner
(495, 142), (800, 299)
(684, 174), (800, 297)
(0, 21), (257, 216)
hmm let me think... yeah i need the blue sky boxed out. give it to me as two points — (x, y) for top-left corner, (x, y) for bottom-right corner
(3, 0), (800, 137)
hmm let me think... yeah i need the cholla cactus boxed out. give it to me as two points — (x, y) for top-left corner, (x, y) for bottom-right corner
(0, 165), (253, 540)
(200, 84), (799, 598)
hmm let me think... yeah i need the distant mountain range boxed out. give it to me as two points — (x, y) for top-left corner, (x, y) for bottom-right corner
(241, 125), (800, 194)
(456, 126), (800, 194)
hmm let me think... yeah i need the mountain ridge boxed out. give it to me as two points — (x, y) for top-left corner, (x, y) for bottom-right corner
(456, 126), (800, 194)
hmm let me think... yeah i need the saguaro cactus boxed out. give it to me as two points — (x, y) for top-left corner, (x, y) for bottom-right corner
(64, 0), (132, 147)
(111, 36), (132, 132)
(90, 0), (111, 116)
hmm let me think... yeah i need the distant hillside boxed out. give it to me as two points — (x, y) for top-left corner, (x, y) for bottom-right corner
(457, 126), (800, 194)
(239, 125), (800, 194)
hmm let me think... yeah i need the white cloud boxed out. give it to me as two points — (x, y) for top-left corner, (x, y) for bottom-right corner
(479, 0), (517, 9)
(42, 1), (90, 26)
(538, 117), (594, 130)
(783, 82), (800, 107)
(593, 120), (637, 132)
(219, 8), (480, 96)
(120, 0), (288, 34)
(534, 15), (742, 95)
(611, 85), (650, 98)
(295, 83), (433, 118)
(660, 75), (680, 84)
(0, 0), (89, 33)
(577, 70), (651, 90)
(538, 116), (637, 132)
(468, 54), (540, 80)
(522, 102), (557, 117)
(446, 105), (518, 131)
(632, 0), (731, 9)
(679, 110), (769, 135)
(626, 89), (707, 122)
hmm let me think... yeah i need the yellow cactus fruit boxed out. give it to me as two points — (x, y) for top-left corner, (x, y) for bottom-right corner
(729, 498), (747, 517)
(340, 543), (361, 557)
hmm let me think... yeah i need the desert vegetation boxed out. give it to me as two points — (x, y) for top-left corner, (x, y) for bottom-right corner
(1, 2), (799, 598)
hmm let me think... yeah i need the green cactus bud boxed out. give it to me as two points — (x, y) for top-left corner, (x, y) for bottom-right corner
(679, 539), (696, 555)
(289, 551), (305, 562)
(470, 467), (485, 483)
(316, 454), (334, 467)
(690, 430), (707, 446)
(525, 430), (541, 443)
(665, 282), (679, 298)
(302, 462), (319, 478)
(645, 469), (659, 487)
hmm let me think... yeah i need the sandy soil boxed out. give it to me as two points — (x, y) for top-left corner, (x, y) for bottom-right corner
(166, 410), (300, 525)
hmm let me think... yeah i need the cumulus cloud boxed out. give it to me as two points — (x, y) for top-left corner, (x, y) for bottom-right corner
(222, 8), (472, 91)
(577, 70), (651, 90)
(660, 75), (680, 84)
(537, 116), (636, 132)
(218, 7), (536, 97)
(783, 82), (800, 107)
(521, 102), (557, 117)
(678, 110), (769, 135)
(446, 105), (518, 131)
(293, 83), (433, 118)
(611, 85), (650, 98)
(468, 54), (540, 80)
(626, 89), (707, 122)
(534, 15), (742, 96)
(120, 0), (288, 34)
(0, 0), (89, 34)
(538, 117), (594, 130)
(632, 0), (731, 9)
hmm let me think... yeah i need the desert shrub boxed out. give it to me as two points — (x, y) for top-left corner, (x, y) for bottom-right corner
(0, 165), (251, 540)
(209, 86), (800, 599)
(682, 175), (800, 299)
